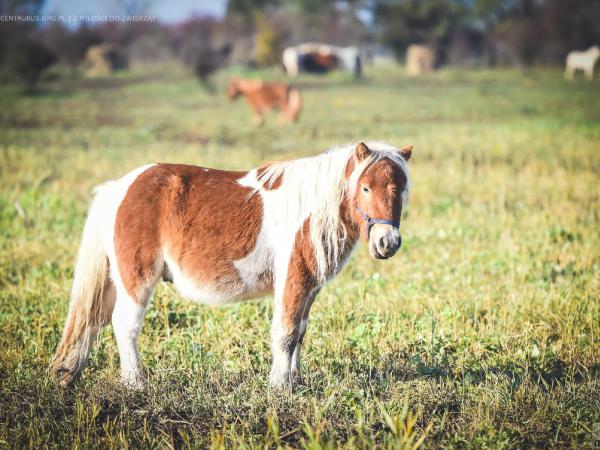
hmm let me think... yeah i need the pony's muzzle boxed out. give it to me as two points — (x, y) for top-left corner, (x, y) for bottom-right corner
(369, 224), (401, 259)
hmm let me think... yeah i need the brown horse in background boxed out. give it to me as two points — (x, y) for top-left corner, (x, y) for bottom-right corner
(227, 78), (302, 126)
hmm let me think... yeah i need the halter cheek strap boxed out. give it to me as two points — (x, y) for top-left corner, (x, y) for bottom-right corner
(355, 206), (400, 241)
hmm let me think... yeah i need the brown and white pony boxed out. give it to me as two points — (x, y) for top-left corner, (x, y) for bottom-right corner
(51, 142), (412, 388)
(227, 78), (302, 126)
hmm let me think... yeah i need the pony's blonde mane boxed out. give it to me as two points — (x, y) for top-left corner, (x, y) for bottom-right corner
(256, 142), (410, 283)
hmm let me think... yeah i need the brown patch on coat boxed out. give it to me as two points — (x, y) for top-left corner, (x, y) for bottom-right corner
(256, 165), (283, 190)
(279, 221), (318, 333)
(114, 164), (267, 303)
(228, 78), (302, 124)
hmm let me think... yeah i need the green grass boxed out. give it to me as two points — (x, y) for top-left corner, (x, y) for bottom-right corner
(1, 66), (599, 449)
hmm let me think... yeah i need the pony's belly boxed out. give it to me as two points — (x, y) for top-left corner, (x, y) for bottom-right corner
(172, 276), (273, 306)
(172, 280), (240, 305)
(164, 251), (273, 306)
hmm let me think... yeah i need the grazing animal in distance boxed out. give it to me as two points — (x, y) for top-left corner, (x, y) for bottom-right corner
(227, 78), (302, 126)
(282, 43), (362, 78)
(300, 52), (339, 73)
(565, 46), (600, 80)
(51, 142), (413, 390)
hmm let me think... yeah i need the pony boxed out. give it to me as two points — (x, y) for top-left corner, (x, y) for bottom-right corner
(227, 78), (302, 126)
(51, 142), (413, 389)
(282, 43), (362, 79)
(565, 46), (600, 80)
(299, 52), (339, 74)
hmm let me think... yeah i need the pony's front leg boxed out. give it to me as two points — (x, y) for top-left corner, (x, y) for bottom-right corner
(269, 278), (318, 389)
(565, 66), (575, 80)
(290, 287), (320, 384)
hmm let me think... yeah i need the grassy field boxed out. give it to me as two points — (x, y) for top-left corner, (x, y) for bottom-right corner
(0, 65), (599, 449)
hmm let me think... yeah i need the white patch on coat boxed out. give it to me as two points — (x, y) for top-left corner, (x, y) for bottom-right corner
(237, 169), (296, 301)
(164, 251), (243, 305)
(233, 221), (273, 293)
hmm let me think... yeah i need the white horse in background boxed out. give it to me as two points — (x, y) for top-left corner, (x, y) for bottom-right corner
(565, 46), (600, 80)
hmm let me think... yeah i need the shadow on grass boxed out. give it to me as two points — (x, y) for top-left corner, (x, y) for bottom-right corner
(1, 353), (597, 448)
(55, 73), (165, 91)
(350, 350), (600, 390)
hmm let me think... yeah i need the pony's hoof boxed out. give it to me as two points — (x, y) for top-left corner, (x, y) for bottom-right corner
(52, 366), (79, 388)
(269, 371), (293, 392)
(120, 372), (146, 389)
(291, 370), (304, 386)
(269, 382), (293, 394)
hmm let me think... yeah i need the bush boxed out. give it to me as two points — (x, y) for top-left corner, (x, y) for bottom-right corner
(182, 35), (231, 91)
(43, 24), (103, 68)
(7, 39), (57, 88)
(253, 18), (282, 67)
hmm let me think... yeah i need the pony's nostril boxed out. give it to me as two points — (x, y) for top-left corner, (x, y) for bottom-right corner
(378, 236), (388, 250)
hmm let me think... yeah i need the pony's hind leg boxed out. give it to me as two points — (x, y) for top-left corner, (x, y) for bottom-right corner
(111, 285), (153, 387)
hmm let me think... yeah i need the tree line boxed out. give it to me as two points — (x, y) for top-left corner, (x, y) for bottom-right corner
(1, 0), (599, 88)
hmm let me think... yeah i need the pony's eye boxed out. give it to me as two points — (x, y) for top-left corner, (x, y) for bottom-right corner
(362, 186), (370, 194)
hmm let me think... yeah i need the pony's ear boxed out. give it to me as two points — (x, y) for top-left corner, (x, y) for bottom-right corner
(355, 142), (371, 162)
(398, 144), (413, 161)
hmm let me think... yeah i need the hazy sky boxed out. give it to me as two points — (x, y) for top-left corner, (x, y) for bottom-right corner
(41, 0), (227, 23)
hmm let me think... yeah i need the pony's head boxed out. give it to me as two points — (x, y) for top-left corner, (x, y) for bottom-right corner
(591, 46), (600, 57)
(227, 78), (242, 100)
(347, 142), (412, 260)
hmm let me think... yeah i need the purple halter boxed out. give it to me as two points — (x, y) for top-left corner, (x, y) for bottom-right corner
(355, 206), (400, 241)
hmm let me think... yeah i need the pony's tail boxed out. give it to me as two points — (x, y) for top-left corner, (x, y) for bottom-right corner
(286, 87), (302, 122)
(51, 187), (113, 386)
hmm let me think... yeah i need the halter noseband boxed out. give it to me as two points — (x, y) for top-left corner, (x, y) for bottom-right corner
(355, 206), (400, 241)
